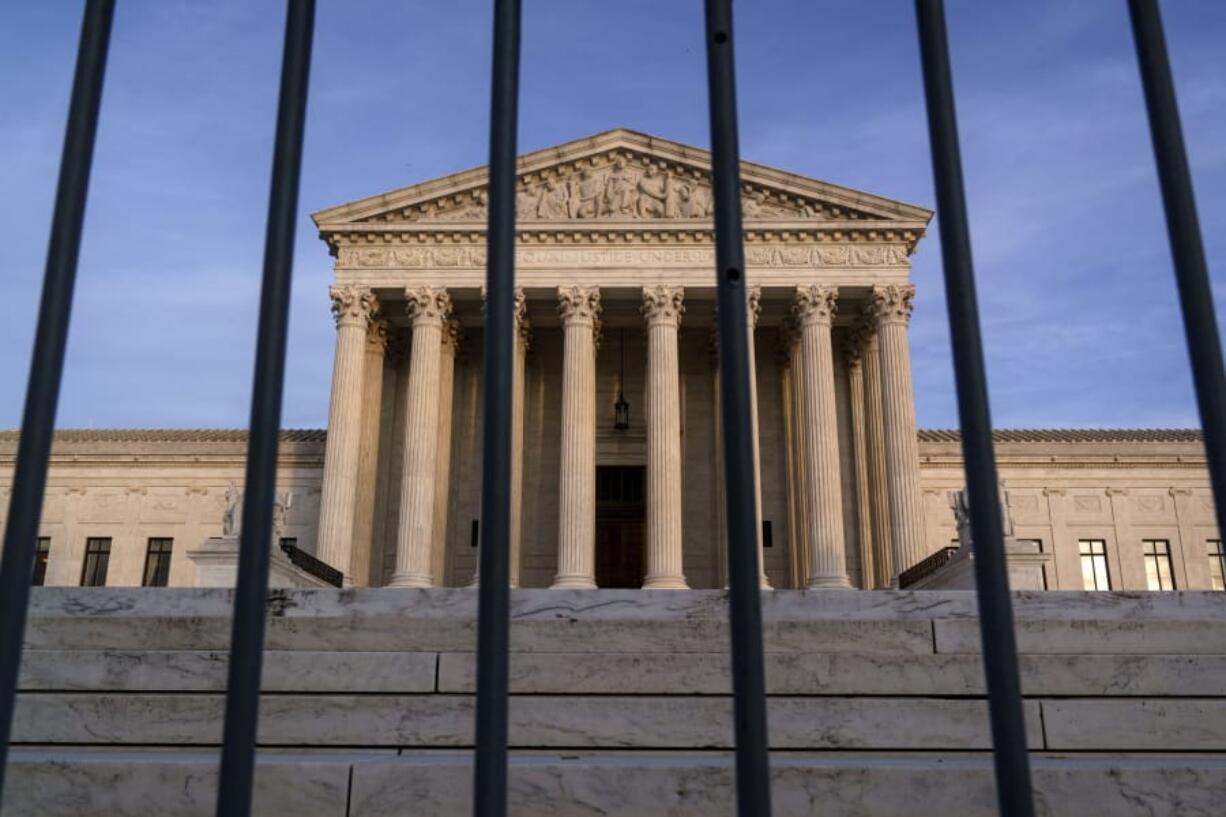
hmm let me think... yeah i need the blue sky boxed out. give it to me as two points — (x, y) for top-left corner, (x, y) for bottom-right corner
(1, 1), (1223, 431)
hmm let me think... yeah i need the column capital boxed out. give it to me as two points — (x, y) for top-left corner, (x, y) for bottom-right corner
(641, 285), (685, 327)
(869, 284), (916, 326)
(557, 285), (601, 325)
(330, 285), (378, 329)
(405, 286), (452, 327)
(366, 318), (390, 353)
(793, 284), (837, 326)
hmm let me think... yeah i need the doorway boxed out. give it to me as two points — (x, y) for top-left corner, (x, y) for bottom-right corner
(595, 465), (645, 588)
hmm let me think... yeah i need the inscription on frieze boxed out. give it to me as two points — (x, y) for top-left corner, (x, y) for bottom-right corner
(338, 244), (909, 270)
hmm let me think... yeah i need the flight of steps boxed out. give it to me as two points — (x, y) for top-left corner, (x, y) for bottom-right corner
(6, 587), (1226, 816)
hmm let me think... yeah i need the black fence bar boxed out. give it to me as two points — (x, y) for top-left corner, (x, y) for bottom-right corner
(702, 2), (773, 816)
(1128, 0), (1226, 536)
(913, 2), (1035, 815)
(472, 0), (521, 815)
(214, 2), (315, 815)
(0, 0), (114, 800)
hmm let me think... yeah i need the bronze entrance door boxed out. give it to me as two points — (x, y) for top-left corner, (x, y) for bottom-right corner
(595, 466), (645, 588)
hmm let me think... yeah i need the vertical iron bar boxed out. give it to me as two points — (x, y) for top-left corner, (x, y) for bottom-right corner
(913, 2), (1035, 815)
(702, 2), (773, 816)
(0, 0), (114, 800)
(1128, 0), (1226, 535)
(473, 0), (521, 815)
(214, 2), (314, 815)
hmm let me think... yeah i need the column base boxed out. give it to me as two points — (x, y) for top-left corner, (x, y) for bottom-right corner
(387, 572), (434, 589)
(551, 575), (597, 589)
(806, 575), (855, 590)
(642, 576), (689, 590)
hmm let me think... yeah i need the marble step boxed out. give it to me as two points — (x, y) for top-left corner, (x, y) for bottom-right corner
(25, 587), (1226, 655)
(18, 649), (1226, 697)
(13, 693), (1045, 750)
(6, 749), (1225, 817)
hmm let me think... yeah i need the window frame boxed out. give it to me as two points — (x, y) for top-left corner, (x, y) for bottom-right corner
(80, 537), (112, 587)
(1078, 539), (1111, 591)
(31, 537), (51, 586)
(141, 537), (174, 588)
(1141, 538), (1176, 591)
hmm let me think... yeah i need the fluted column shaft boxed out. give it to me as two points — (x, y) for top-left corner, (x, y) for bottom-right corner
(788, 328), (812, 587)
(745, 287), (771, 589)
(510, 292), (529, 588)
(553, 286), (601, 589)
(861, 327), (893, 588)
(794, 285), (852, 588)
(642, 286), (687, 589)
(317, 285), (378, 581)
(471, 289), (527, 588)
(350, 318), (388, 586)
(845, 335), (875, 589)
(430, 320), (459, 585)
(390, 287), (452, 588)
(871, 284), (926, 580)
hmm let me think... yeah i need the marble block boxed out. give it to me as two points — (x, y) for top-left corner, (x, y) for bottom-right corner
(186, 536), (331, 588)
(1042, 699), (1226, 750)
(11, 693), (1041, 750)
(346, 752), (1226, 817)
(3, 749), (349, 817)
(935, 617), (1226, 655)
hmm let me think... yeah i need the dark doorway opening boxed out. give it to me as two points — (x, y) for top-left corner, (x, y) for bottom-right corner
(596, 465), (645, 588)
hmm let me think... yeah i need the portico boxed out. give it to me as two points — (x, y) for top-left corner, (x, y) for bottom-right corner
(310, 129), (933, 589)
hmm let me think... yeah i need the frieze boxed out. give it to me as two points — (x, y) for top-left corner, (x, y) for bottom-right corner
(337, 243), (910, 270)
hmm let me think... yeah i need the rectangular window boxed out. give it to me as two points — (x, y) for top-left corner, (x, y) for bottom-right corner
(32, 537), (50, 586)
(1209, 540), (1225, 591)
(1078, 539), (1111, 591)
(1142, 539), (1176, 591)
(141, 537), (174, 587)
(762, 520), (773, 548)
(80, 537), (111, 587)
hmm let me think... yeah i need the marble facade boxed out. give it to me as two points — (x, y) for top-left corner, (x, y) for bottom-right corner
(0, 130), (1220, 592)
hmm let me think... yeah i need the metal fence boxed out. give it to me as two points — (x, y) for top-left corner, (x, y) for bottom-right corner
(0, 1), (1221, 816)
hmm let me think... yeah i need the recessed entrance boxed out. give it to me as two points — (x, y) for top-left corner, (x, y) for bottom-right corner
(595, 465), (645, 588)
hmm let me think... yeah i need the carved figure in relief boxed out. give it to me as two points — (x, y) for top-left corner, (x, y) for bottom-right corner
(603, 161), (637, 216)
(573, 169), (603, 218)
(222, 482), (240, 537)
(635, 165), (673, 218)
(272, 490), (293, 542)
(516, 189), (537, 219)
(675, 182), (712, 218)
(535, 177), (571, 219)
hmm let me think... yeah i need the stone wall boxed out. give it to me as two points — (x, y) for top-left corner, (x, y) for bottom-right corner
(1, 429), (1218, 590)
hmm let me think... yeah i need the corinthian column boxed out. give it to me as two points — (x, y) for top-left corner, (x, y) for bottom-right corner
(431, 319), (460, 585)
(642, 285), (687, 589)
(793, 285), (851, 588)
(844, 331), (875, 589)
(860, 323), (893, 588)
(871, 284), (925, 581)
(553, 286), (601, 589)
(350, 317), (388, 586)
(471, 289), (527, 587)
(510, 290), (530, 588)
(317, 285), (378, 580)
(389, 287), (452, 588)
(745, 286), (771, 589)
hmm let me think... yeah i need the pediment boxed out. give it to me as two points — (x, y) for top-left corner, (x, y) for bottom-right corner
(312, 129), (931, 231)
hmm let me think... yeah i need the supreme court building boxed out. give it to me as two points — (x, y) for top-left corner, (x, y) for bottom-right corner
(3, 129), (1221, 592)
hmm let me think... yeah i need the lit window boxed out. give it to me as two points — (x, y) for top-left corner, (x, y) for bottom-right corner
(142, 538), (174, 587)
(80, 538), (111, 587)
(1078, 539), (1111, 591)
(1142, 539), (1175, 591)
(1210, 540), (1225, 591)
(32, 537), (50, 586)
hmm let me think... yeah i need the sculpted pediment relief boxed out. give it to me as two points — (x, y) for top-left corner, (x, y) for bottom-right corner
(314, 130), (933, 231)
(364, 149), (828, 224)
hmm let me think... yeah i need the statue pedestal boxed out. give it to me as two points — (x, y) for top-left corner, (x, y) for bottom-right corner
(904, 539), (1052, 591)
(186, 537), (334, 588)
